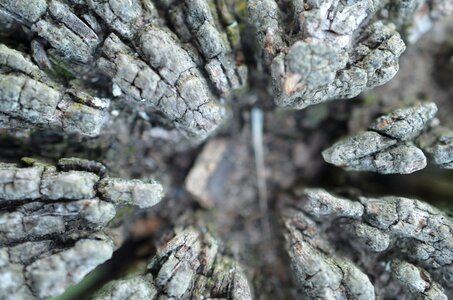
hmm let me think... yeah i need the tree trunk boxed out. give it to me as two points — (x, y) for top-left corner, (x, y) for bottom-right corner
(1, 0), (453, 299)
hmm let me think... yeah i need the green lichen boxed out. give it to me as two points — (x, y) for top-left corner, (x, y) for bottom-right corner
(47, 55), (76, 82)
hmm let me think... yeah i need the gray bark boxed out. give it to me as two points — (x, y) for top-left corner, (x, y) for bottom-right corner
(0, 0), (453, 299)
(418, 125), (453, 169)
(282, 188), (453, 299)
(1, 0), (449, 140)
(92, 227), (252, 300)
(323, 101), (453, 173)
(0, 44), (109, 136)
(0, 157), (163, 299)
(322, 102), (440, 174)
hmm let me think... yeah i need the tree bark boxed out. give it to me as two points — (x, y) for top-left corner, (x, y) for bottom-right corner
(1, 0), (453, 299)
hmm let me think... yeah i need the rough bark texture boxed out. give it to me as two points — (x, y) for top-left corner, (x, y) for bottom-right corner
(1, 0), (453, 299)
(0, 158), (163, 299)
(93, 227), (252, 300)
(2, 0), (449, 139)
(1, 0), (241, 140)
(282, 188), (453, 299)
(322, 102), (438, 174)
(0, 44), (109, 136)
(323, 101), (453, 174)
(248, 0), (409, 109)
(418, 125), (453, 169)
